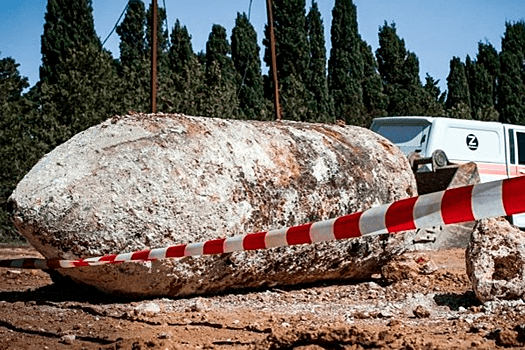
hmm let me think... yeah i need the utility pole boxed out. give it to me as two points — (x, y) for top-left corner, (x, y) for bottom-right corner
(266, 0), (281, 121)
(150, 0), (158, 113)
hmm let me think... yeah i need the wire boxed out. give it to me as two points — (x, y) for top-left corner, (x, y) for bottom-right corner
(163, 0), (169, 40)
(102, 1), (130, 47)
(236, 0), (255, 102)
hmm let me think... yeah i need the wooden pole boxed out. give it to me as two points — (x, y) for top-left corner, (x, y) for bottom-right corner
(266, 0), (281, 121)
(150, 0), (158, 113)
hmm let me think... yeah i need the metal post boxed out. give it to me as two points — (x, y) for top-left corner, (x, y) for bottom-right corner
(266, 0), (281, 121)
(150, 0), (158, 113)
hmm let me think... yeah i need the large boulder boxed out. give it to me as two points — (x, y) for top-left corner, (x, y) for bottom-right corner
(466, 218), (525, 302)
(9, 113), (417, 297)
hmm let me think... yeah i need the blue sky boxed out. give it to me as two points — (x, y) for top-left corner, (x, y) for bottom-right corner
(0, 0), (523, 92)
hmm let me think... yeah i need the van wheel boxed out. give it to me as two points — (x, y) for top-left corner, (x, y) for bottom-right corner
(432, 149), (448, 168)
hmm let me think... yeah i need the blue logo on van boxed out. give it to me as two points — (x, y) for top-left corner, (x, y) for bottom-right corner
(466, 134), (478, 150)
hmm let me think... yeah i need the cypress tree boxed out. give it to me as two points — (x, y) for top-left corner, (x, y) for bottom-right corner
(327, 0), (365, 124)
(477, 42), (500, 107)
(40, 0), (120, 147)
(498, 21), (525, 125)
(162, 19), (204, 115)
(361, 41), (388, 122)
(446, 56), (472, 119)
(0, 56), (45, 240)
(422, 73), (446, 116)
(116, 0), (149, 112)
(168, 19), (194, 74)
(117, 0), (147, 67)
(0, 57), (28, 107)
(376, 22), (426, 116)
(231, 13), (266, 120)
(40, 0), (100, 85)
(465, 53), (498, 121)
(146, 3), (169, 66)
(376, 22), (407, 86)
(263, 0), (310, 121)
(305, 1), (331, 123)
(203, 24), (238, 119)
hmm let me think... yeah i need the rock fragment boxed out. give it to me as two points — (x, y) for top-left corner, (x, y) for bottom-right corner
(466, 218), (525, 302)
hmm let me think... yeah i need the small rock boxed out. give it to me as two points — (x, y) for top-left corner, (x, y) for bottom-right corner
(381, 256), (420, 283)
(419, 258), (438, 275)
(413, 305), (431, 318)
(135, 302), (161, 317)
(188, 298), (208, 312)
(5, 270), (21, 279)
(496, 329), (521, 347)
(470, 306), (482, 313)
(387, 319), (402, 327)
(379, 309), (394, 318)
(157, 332), (172, 339)
(61, 335), (76, 345)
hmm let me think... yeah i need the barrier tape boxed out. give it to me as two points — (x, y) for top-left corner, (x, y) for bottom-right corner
(2, 176), (525, 270)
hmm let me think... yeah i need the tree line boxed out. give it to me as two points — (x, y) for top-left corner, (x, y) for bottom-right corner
(1, 0), (525, 239)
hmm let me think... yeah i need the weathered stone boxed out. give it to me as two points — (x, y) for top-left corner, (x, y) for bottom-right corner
(466, 218), (525, 303)
(9, 113), (417, 297)
(410, 162), (480, 251)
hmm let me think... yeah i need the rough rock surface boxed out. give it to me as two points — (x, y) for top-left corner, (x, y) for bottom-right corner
(9, 113), (417, 297)
(466, 218), (525, 302)
(410, 162), (480, 252)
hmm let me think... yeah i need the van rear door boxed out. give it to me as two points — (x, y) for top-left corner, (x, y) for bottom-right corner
(370, 118), (431, 156)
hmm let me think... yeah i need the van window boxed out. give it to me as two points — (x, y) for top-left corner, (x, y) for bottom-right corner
(509, 129), (516, 164)
(375, 124), (429, 155)
(517, 132), (525, 165)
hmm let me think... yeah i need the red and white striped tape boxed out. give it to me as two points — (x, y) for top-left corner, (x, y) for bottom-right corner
(3, 175), (525, 270)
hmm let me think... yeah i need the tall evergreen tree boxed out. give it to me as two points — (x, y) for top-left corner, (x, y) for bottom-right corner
(162, 19), (204, 115)
(465, 53), (498, 121)
(203, 24), (238, 118)
(361, 40), (388, 122)
(117, 0), (147, 67)
(327, 0), (364, 124)
(168, 19), (194, 74)
(263, 0), (310, 121)
(146, 3), (169, 66)
(422, 73), (446, 116)
(116, 0), (149, 112)
(0, 56), (44, 240)
(40, 0), (120, 147)
(40, 0), (100, 85)
(446, 56), (471, 119)
(305, 1), (331, 123)
(376, 22), (427, 116)
(231, 13), (266, 120)
(498, 21), (525, 125)
(477, 42), (500, 106)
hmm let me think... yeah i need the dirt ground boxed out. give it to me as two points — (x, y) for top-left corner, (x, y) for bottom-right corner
(1, 244), (525, 350)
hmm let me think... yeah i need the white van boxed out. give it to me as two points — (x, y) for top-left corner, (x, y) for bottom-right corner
(370, 116), (525, 226)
